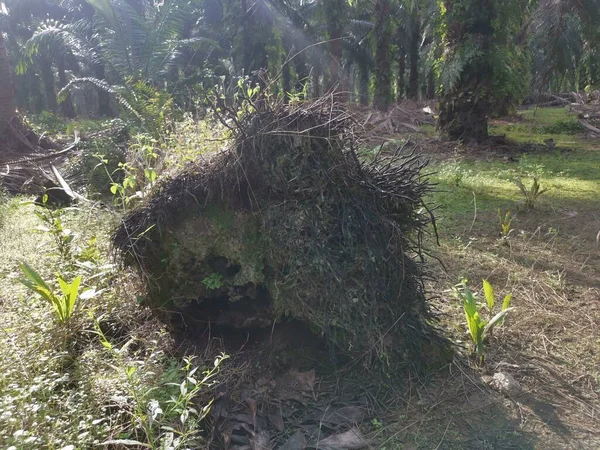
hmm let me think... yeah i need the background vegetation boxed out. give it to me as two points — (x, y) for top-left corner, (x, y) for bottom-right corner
(0, 0), (599, 449)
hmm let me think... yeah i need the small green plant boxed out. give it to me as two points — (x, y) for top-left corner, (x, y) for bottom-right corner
(94, 317), (228, 449)
(129, 133), (160, 187)
(454, 279), (514, 365)
(202, 273), (224, 290)
(498, 209), (514, 240)
(514, 177), (549, 209)
(33, 194), (77, 260)
(19, 262), (82, 324)
(94, 155), (141, 212)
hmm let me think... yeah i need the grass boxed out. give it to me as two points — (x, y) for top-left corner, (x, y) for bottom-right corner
(490, 106), (599, 150)
(375, 106), (600, 449)
(1, 106), (599, 449)
(0, 200), (226, 449)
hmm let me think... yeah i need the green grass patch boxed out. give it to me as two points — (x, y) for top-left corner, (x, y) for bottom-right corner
(489, 106), (599, 150)
(428, 106), (600, 227)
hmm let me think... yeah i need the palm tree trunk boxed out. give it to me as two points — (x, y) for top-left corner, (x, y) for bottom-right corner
(95, 63), (112, 117)
(438, 0), (494, 142)
(358, 61), (370, 106)
(324, 0), (347, 99)
(294, 52), (309, 99)
(373, 0), (392, 111)
(40, 58), (58, 113)
(426, 69), (435, 99)
(0, 30), (17, 132)
(312, 63), (321, 98)
(57, 56), (75, 118)
(407, 14), (420, 100)
(397, 44), (406, 102)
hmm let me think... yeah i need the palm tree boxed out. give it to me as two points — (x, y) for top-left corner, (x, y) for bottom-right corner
(373, 0), (392, 111)
(437, 0), (495, 142)
(406, 10), (420, 100)
(0, 27), (17, 132)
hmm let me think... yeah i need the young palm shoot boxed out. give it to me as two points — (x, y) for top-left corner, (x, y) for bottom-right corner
(455, 279), (514, 365)
(19, 262), (82, 324)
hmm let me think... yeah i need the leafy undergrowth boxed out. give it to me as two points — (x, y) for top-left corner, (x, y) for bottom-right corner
(1, 106), (599, 449)
(0, 199), (228, 449)
(372, 107), (600, 448)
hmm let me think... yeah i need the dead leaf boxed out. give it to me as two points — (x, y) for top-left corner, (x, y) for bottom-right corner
(398, 122), (420, 132)
(277, 431), (306, 450)
(269, 409), (285, 432)
(246, 397), (258, 430)
(322, 406), (364, 427)
(290, 369), (316, 392)
(250, 430), (270, 450)
(315, 428), (369, 450)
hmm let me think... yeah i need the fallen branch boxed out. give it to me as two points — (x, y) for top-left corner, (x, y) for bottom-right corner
(578, 119), (600, 134)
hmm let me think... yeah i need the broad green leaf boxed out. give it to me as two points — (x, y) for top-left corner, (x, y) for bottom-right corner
(461, 284), (477, 318)
(499, 294), (513, 326)
(19, 262), (51, 292)
(483, 279), (495, 311)
(67, 276), (81, 317)
(483, 307), (515, 337)
(502, 293), (512, 310)
(144, 168), (157, 183)
(110, 184), (119, 195)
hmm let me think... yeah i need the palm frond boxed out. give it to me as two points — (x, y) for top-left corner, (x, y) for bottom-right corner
(58, 76), (140, 118)
(86, 0), (133, 74)
(17, 19), (99, 74)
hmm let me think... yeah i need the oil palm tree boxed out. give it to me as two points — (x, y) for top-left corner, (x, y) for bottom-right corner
(372, 0), (392, 111)
(0, 26), (17, 132)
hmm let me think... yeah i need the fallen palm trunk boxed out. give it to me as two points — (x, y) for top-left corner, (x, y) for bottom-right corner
(114, 97), (448, 366)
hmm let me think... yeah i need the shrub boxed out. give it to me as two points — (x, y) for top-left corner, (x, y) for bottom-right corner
(541, 118), (584, 135)
(19, 262), (82, 324)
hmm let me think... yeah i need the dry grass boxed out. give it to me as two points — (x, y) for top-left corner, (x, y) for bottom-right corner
(372, 150), (600, 447)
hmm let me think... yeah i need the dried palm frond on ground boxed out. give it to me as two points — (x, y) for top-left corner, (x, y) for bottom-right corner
(114, 96), (449, 367)
(352, 101), (436, 139)
(0, 117), (75, 196)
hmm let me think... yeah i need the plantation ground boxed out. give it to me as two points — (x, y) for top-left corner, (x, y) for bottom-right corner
(0, 106), (598, 449)
(379, 106), (600, 449)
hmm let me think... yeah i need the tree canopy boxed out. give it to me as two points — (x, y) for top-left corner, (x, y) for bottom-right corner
(1, 0), (599, 140)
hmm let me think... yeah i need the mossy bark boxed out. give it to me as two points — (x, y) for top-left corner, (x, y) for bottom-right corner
(145, 205), (265, 310)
